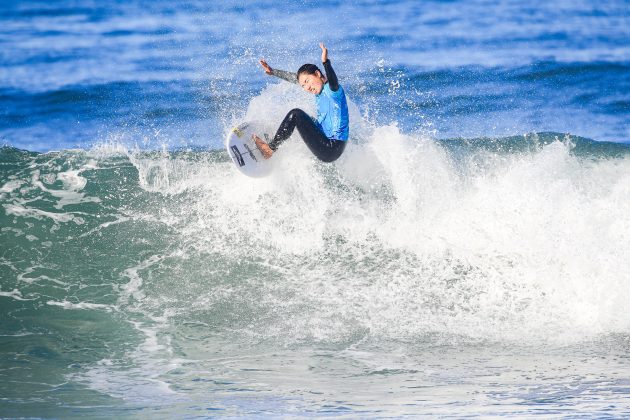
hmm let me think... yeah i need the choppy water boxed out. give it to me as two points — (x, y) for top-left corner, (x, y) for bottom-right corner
(1, 0), (630, 418)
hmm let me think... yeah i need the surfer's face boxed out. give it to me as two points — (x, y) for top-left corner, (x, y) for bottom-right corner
(298, 70), (324, 95)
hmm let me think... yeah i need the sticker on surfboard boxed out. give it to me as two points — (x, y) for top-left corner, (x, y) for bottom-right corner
(225, 121), (275, 178)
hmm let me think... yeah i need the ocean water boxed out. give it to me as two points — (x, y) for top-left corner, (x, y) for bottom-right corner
(1, 0), (630, 418)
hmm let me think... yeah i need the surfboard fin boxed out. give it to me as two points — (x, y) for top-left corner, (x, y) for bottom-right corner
(243, 144), (258, 162)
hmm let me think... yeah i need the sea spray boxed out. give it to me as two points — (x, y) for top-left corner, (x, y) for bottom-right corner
(99, 86), (630, 346)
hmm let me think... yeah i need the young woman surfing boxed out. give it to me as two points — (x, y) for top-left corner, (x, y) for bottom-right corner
(254, 43), (349, 163)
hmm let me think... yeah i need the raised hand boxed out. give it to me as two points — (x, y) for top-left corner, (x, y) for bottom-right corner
(259, 59), (273, 75)
(319, 43), (328, 63)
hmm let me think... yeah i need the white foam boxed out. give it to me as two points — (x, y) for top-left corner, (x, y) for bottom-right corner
(31, 168), (100, 209)
(46, 300), (116, 312)
(0, 289), (30, 301)
(3, 203), (79, 223)
(118, 254), (164, 303)
(0, 179), (24, 193)
(56, 169), (88, 191)
(17, 266), (68, 286)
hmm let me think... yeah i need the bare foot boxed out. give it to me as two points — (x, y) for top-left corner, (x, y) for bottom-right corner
(252, 134), (273, 159)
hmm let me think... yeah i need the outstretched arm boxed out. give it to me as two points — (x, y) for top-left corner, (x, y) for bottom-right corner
(319, 43), (339, 91)
(259, 59), (297, 84)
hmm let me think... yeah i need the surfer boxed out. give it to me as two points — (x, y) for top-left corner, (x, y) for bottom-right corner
(253, 43), (349, 163)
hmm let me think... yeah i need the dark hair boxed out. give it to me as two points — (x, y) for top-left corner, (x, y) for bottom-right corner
(296, 63), (320, 80)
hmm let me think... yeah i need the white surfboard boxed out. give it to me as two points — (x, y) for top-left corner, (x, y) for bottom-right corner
(225, 121), (276, 178)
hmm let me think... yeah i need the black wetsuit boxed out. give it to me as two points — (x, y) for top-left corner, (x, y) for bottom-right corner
(268, 60), (348, 163)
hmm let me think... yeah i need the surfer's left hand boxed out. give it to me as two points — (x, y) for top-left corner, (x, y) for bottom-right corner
(259, 59), (273, 75)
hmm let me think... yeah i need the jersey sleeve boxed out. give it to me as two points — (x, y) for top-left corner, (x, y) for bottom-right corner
(270, 68), (298, 84)
(322, 60), (339, 92)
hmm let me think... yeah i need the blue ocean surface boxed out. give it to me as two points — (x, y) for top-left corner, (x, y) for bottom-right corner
(1, 0), (629, 151)
(1, 0), (630, 418)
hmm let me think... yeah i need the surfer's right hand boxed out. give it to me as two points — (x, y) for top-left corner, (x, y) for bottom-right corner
(259, 59), (273, 75)
(319, 42), (328, 63)
(253, 134), (273, 159)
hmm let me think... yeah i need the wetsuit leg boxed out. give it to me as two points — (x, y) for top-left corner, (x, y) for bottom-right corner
(268, 108), (346, 163)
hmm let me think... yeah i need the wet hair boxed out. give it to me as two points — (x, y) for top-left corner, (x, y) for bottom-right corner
(296, 63), (320, 80)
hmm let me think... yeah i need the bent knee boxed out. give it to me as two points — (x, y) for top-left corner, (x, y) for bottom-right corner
(288, 108), (308, 119)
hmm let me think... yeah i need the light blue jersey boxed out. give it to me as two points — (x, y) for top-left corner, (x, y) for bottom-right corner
(316, 82), (349, 141)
